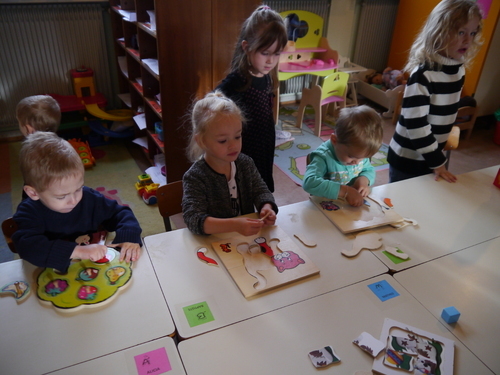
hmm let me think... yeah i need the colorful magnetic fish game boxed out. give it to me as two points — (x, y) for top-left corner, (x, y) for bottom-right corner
(36, 248), (132, 312)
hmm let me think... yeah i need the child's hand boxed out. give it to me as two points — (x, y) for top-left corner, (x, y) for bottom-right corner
(352, 177), (371, 197)
(235, 218), (264, 236)
(259, 205), (276, 226)
(110, 242), (141, 263)
(345, 187), (364, 207)
(433, 165), (457, 183)
(71, 244), (107, 262)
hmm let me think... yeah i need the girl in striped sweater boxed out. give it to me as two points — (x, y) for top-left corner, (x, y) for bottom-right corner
(388, 0), (483, 183)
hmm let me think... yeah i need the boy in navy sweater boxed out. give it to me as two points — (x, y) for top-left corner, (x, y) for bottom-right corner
(13, 132), (142, 272)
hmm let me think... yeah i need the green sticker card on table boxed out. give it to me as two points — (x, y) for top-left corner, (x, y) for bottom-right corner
(183, 301), (215, 327)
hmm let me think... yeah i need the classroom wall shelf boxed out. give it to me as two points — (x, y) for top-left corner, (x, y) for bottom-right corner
(109, 0), (261, 182)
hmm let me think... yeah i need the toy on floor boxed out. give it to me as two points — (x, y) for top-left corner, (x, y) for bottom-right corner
(211, 226), (319, 298)
(36, 248), (132, 312)
(68, 138), (95, 169)
(1, 280), (30, 302)
(135, 174), (159, 205)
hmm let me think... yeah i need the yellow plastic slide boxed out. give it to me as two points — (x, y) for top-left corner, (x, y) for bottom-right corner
(85, 104), (133, 122)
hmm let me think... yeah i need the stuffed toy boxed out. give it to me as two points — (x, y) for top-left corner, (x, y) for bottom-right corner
(382, 67), (406, 90)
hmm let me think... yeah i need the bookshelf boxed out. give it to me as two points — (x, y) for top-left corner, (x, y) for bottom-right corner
(109, 0), (260, 182)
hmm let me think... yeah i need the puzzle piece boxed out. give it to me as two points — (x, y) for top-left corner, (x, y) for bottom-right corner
(384, 246), (409, 260)
(342, 230), (383, 257)
(294, 233), (317, 247)
(390, 217), (418, 229)
(1, 281), (30, 302)
(197, 247), (218, 266)
(308, 346), (341, 368)
(353, 331), (385, 357)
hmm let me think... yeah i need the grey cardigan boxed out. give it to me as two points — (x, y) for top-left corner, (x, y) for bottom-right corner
(182, 153), (278, 235)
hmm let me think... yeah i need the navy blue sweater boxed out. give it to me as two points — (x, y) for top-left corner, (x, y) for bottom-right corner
(13, 186), (142, 272)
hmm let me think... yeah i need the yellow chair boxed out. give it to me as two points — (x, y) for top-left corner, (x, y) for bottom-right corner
(295, 71), (350, 137)
(157, 180), (183, 232)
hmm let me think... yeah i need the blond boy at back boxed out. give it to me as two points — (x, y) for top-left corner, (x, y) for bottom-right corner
(16, 95), (61, 136)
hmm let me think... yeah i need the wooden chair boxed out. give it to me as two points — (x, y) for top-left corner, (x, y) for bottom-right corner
(157, 180), (183, 232)
(444, 126), (460, 169)
(295, 71), (349, 137)
(2, 217), (18, 253)
(453, 106), (478, 140)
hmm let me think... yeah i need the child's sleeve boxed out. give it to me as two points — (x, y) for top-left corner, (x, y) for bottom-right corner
(303, 154), (341, 200)
(182, 169), (211, 235)
(95, 193), (143, 246)
(12, 206), (75, 272)
(357, 158), (376, 186)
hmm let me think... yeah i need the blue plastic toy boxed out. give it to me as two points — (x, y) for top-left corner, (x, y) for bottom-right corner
(441, 306), (460, 324)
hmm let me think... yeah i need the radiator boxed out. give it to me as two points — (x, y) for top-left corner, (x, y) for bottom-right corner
(0, 3), (113, 132)
(265, 0), (330, 102)
(353, 0), (399, 73)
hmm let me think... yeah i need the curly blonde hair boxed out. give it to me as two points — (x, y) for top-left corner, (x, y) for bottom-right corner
(404, 0), (483, 73)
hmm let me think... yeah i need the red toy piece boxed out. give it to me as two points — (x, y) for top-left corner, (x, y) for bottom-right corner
(68, 138), (95, 169)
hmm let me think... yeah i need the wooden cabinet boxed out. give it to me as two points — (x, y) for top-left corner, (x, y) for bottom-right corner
(109, 0), (260, 182)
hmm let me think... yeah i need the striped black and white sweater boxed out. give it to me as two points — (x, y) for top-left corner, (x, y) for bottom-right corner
(388, 54), (465, 176)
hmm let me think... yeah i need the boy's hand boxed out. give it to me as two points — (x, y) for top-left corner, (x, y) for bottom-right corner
(259, 205), (276, 226)
(110, 242), (141, 263)
(235, 218), (264, 236)
(345, 187), (364, 207)
(352, 177), (371, 197)
(433, 165), (457, 183)
(71, 244), (107, 262)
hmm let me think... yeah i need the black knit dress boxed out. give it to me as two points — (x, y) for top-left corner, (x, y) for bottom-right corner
(216, 72), (276, 192)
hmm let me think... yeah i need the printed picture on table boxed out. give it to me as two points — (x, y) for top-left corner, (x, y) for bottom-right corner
(372, 318), (455, 375)
(211, 226), (319, 298)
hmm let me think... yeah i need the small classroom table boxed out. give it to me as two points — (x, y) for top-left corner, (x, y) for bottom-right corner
(395, 236), (500, 374)
(144, 200), (388, 339)
(367, 165), (500, 272)
(178, 274), (493, 374)
(50, 337), (185, 375)
(0, 253), (175, 375)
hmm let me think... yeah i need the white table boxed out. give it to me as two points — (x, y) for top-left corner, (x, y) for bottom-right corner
(368, 166), (500, 272)
(0, 254), (175, 375)
(145, 200), (388, 338)
(50, 337), (185, 375)
(178, 274), (493, 374)
(395, 236), (500, 374)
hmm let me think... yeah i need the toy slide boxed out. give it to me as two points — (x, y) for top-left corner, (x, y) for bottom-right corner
(85, 103), (133, 122)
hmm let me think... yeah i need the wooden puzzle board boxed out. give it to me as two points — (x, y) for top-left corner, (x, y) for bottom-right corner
(372, 318), (454, 375)
(211, 226), (319, 298)
(310, 195), (404, 234)
(36, 248), (133, 312)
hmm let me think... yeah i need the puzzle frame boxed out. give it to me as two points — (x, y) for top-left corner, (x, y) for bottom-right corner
(310, 195), (404, 234)
(211, 226), (319, 298)
(372, 318), (454, 375)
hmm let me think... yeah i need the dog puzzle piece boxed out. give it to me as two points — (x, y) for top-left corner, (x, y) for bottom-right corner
(1, 281), (30, 302)
(197, 247), (218, 266)
(342, 230), (383, 257)
(383, 198), (393, 207)
(353, 331), (385, 357)
(367, 195), (390, 211)
(308, 346), (341, 368)
(294, 233), (317, 247)
(384, 246), (409, 260)
(441, 306), (460, 323)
